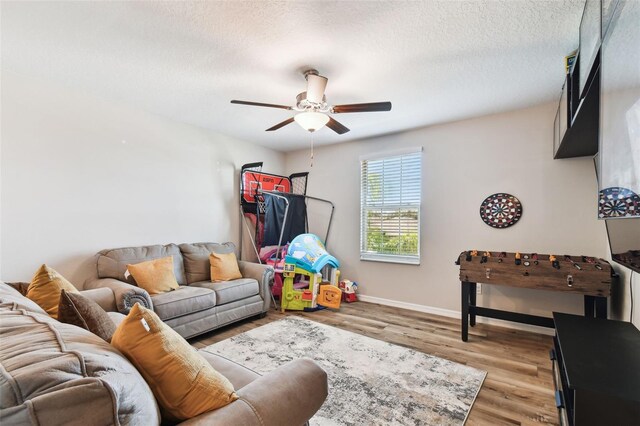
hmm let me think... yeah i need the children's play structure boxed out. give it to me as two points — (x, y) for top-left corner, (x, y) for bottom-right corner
(281, 234), (341, 312)
(239, 162), (345, 311)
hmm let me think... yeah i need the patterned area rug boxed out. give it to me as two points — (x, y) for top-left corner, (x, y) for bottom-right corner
(204, 317), (486, 425)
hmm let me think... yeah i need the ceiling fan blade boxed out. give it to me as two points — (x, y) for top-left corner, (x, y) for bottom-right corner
(231, 100), (292, 110)
(266, 117), (295, 131)
(332, 102), (392, 113)
(306, 74), (328, 104)
(326, 117), (350, 134)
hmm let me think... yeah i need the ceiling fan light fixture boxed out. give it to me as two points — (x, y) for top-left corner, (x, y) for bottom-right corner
(294, 111), (329, 132)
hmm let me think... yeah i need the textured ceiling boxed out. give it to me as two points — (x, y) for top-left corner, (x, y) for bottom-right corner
(1, 1), (585, 151)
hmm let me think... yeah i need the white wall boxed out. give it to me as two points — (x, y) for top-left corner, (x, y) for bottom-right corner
(0, 71), (284, 287)
(285, 103), (624, 324)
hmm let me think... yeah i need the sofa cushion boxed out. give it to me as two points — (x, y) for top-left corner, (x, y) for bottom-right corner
(151, 285), (217, 321)
(179, 242), (236, 284)
(127, 256), (180, 295)
(111, 303), (238, 422)
(163, 295), (263, 339)
(0, 283), (160, 426)
(191, 278), (259, 305)
(58, 289), (117, 343)
(97, 243), (187, 285)
(27, 264), (80, 319)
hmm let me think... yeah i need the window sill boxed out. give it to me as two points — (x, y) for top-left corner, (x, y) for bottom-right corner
(360, 254), (420, 266)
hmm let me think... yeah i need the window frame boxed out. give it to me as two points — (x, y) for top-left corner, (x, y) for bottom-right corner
(359, 147), (422, 265)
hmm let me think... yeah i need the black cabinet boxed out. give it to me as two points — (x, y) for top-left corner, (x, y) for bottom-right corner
(553, 0), (602, 159)
(553, 49), (600, 160)
(550, 313), (640, 425)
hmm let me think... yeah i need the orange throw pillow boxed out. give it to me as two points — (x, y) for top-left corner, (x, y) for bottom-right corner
(127, 256), (179, 295)
(27, 264), (79, 319)
(209, 252), (242, 282)
(111, 303), (238, 421)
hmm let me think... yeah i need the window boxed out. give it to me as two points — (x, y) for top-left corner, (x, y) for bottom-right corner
(360, 148), (422, 264)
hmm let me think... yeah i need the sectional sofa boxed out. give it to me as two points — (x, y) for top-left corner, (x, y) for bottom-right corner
(0, 281), (328, 425)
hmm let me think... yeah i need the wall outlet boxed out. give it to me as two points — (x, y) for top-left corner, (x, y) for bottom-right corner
(476, 283), (482, 295)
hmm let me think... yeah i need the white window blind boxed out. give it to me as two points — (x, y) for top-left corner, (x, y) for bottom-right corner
(360, 149), (422, 264)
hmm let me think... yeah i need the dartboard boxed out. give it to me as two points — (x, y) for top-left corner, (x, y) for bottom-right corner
(479, 193), (523, 229)
(598, 187), (640, 218)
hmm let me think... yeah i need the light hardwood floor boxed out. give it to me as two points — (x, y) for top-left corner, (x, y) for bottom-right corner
(191, 302), (558, 426)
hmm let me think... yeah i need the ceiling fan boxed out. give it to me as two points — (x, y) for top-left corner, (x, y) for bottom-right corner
(230, 69), (392, 134)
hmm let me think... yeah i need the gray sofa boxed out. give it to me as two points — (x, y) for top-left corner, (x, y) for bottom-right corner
(85, 242), (274, 339)
(0, 282), (328, 425)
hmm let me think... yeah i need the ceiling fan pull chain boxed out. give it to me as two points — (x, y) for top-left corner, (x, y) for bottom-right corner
(310, 133), (314, 168)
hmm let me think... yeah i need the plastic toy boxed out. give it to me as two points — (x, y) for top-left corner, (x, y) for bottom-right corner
(317, 285), (342, 309)
(281, 234), (341, 312)
(340, 280), (358, 303)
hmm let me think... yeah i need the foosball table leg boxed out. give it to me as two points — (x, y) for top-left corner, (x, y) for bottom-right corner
(469, 283), (477, 327)
(595, 296), (607, 319)
(461, 281), (471, 342)
(584, 295), (595, 318)
(584, 295), (608, 319)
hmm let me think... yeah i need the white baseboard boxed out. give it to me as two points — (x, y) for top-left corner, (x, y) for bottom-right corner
(356, 294), (554, 336)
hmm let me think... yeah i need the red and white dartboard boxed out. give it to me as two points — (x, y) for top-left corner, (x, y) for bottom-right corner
(479, 193), (523, 229)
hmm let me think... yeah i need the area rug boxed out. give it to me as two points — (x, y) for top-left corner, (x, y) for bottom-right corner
(203, 316), (486, 425)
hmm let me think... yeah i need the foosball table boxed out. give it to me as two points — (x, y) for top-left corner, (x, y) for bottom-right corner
(455, 251), (615, 342)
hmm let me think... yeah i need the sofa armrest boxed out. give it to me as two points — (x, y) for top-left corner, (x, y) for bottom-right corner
(180, 358), (327, 426)
(80, 288), (118, 312)
(84, 277), (152, 314)
(6, 281), (118, 312)
(238, 260), (274, 301)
